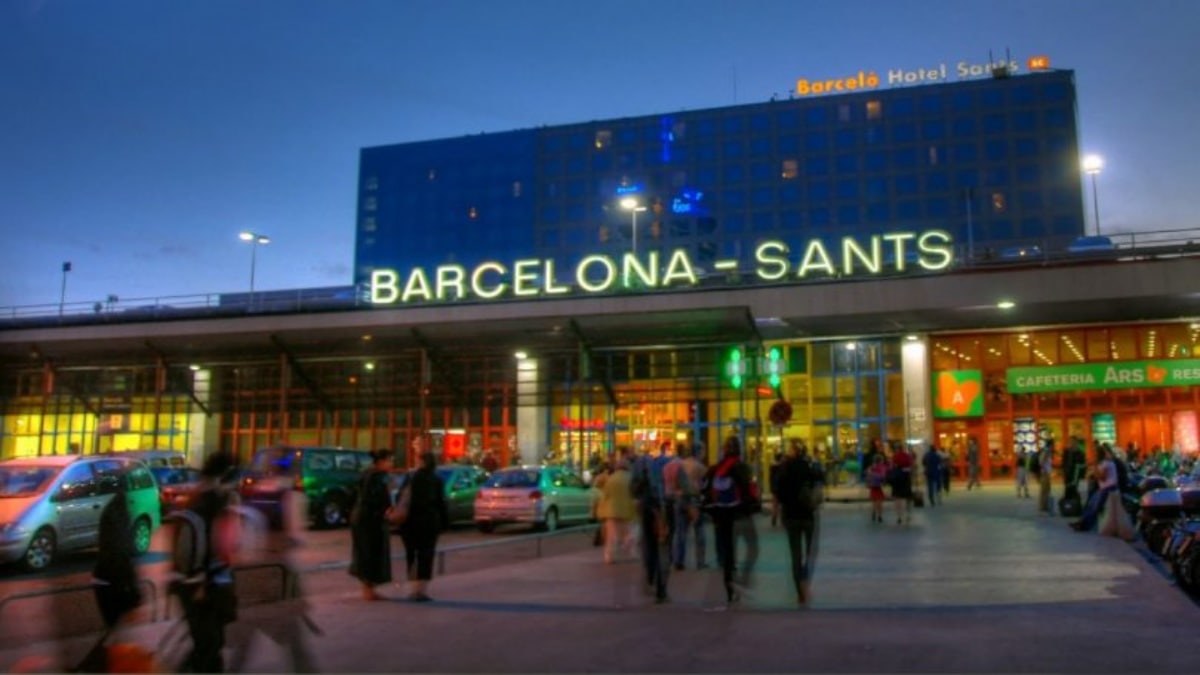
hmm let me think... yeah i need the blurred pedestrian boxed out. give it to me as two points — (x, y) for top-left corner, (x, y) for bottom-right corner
(922, 444), (943, 507)
(175, 451), (241, 673)
(890, 443), (915, 525)
(400, 451), (449, 602)
(598, 455), (637, 564)
(866, 454), (888, 523)
(1015, 451), (1031, 499)
(938, 445), (952, 495)
(672, 444), (708, 570)
(965, 437), (981, 490)
(703, 435), (758, 606)
(631, 442), (671, 603)
(1037, 441), (1055, 515)
(775, 439), (825, 607)
(93, 470), (143, 629)
(348, 448), (394, 601)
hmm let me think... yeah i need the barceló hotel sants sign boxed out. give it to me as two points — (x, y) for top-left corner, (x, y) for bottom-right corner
(369, 230), (954, 306)
(794, 55), (1051, 96)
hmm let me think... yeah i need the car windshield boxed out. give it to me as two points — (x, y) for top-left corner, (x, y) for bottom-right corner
(151, 467), (199, 486)
(0, 466), (60, 497)
(483, 470), (540, 488)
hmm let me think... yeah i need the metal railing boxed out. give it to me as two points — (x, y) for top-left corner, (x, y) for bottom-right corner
(4, 228), (1198, 326)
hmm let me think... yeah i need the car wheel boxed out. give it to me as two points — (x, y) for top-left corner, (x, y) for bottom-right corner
(542, 507), (559, 532)
(318, 496), (348, 529)
(131, 517), (153, 556)
(23, 528), (56, 572)
(477, 522), (495, 534)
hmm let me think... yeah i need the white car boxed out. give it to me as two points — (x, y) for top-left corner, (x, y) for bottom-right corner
(474, 465), (596, 533)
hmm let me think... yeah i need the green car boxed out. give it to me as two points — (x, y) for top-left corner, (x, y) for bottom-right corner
(389, 464), (490, 528)
(240, 445), (373, 529)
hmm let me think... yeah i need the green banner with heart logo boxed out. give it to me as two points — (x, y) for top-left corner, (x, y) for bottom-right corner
(1007, 359), (1200, 393)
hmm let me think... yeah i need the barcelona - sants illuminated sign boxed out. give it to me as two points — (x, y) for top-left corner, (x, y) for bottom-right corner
(369, 230), (954, 306)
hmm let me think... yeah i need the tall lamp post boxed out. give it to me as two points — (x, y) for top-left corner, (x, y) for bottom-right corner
(1082, 154), (1104, 236)
(238, 231), (270, 306)
(58, 261), (71, 316)
(619, 197), (647, 256)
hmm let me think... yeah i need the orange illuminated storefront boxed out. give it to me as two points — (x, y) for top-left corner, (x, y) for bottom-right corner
(930, 322), (1200, 479)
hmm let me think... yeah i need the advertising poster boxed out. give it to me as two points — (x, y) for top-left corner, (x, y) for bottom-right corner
(1091, 413), (1117, 447)
(1172, 411), (1198, 454)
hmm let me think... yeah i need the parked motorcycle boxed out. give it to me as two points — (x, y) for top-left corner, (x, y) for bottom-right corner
(1138, 483), (1186, 557)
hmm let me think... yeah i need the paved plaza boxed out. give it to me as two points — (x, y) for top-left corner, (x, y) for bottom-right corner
(2, 483), (1198, 673)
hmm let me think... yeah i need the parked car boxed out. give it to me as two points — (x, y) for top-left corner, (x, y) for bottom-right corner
(390, 463), (490, 529)
(0, 455), (161, 572)
(1067, 235), (1115, 254)
(109, 449), (188, 469)
(153, 466), (203, 514)
(239, 445), (373, 529)
(474, 465), (595, 533)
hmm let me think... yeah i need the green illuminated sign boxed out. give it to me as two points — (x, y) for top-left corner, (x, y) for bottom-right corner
(1007, 359), (1200, 393)
(726, 347), (746, 389)
(933, 370), (983, 418)
(368, 230), (955, 305)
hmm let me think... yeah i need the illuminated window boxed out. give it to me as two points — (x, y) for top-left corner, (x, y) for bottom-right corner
(594, 129), (612, 149)
(364, 176), (378, 191)
(363, 196), (377, 212)
(468, 207), (478, 220)
(512, 181), (522, 198)
(362, 217), (377, 232)
(991, 192), (1007, 213)
(781, 159), (799, 179)
(928, 146), (940, 166)
(427, 169), (437, 182)
(838, 104), (851, 123)
(866, 100), (882, 120)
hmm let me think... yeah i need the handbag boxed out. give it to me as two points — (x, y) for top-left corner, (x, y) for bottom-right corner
(386, 484), (411, 526)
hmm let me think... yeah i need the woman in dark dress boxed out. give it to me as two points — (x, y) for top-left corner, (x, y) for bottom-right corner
(349, 449), (394, 601)
(400, 451), (449, 602)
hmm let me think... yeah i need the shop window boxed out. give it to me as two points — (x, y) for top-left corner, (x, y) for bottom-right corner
(1109, 327), (1137, 361)
(1008, 333), (1032, 366)
(1059, 331), (1086, 363)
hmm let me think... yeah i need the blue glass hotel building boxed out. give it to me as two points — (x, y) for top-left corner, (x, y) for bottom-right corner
(354, 69), (1083, 283)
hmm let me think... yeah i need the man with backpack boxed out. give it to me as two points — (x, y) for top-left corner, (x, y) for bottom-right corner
(703, 435), (759, 607)
(170, 451), (241, 673)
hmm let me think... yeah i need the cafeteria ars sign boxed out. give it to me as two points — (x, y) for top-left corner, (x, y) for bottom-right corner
(1007, 359), (1200, 393)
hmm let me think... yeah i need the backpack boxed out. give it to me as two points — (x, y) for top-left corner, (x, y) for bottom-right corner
(704, 459), (742, 508)
(167, 509), (210, 582)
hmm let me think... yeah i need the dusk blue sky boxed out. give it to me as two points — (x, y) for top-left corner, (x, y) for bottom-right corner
(3, 0), (1199, 309)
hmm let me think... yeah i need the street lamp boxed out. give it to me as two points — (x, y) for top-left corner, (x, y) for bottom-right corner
(238, 231), (270, 304)
(620, 197), (647, 256)
(1082, 154), (1104, 236)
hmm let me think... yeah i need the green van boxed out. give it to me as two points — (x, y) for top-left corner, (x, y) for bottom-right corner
(239, 445), (373, 528)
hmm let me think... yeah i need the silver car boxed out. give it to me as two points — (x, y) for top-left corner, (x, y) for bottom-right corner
(0, 455), (162, 572)
(474, 465), (596, 533)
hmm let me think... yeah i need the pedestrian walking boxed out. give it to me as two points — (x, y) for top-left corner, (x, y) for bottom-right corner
(92, 470), (143, 630)
(631, 442), (670, 603)
(1037, 441), (1055, 515)
(400, 451), (450, 602)
(348, 449), (395, 602)
(965, 437), (981, 490)
(1015, 451), (1031, 499)
(774, 439), (825, 607)
(922, 444), (943, 507)
(889, 443), (915, 525)
(703, 436), (759, 606)
(866, 454), (888, 523)
(672, 444), (708, 570)
(173, 451), (241, 673)
(598, 456), (637, 564)
(938, 445), (952, 496)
